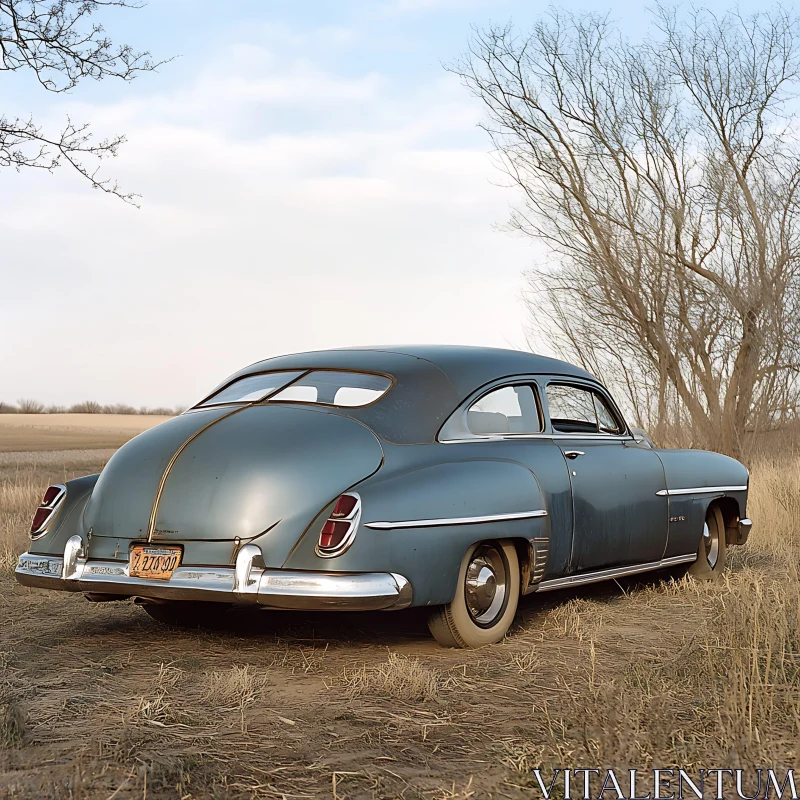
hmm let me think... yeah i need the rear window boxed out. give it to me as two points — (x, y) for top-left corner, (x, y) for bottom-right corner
(197, 371), (304, 407)
(197, 370), (392, 409)
(271, 371), (391, 407)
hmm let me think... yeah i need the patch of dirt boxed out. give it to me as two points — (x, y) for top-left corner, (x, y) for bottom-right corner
(0, 574), (712, 800)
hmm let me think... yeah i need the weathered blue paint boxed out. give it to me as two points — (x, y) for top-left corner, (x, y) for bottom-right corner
(20, 345), (750, 611)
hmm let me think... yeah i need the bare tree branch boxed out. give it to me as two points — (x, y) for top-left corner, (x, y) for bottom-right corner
(0, 0), (169, 201)
(454, 5), (800, 458)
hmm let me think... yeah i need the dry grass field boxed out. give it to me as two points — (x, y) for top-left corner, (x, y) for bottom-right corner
(0, 415), (172, 452)
(1, 440), (798, 799)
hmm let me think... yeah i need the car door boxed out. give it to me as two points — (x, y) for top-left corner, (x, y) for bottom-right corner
(439, 380), (575, 579)
(542, 379), (668, 573)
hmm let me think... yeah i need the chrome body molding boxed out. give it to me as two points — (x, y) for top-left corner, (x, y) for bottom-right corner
(440, 433), (633, 444)
(364, 509), (548, 530)
(15, 547), (412, 611)
(534, 553), (697, 592)
(656, 485), (748, 496)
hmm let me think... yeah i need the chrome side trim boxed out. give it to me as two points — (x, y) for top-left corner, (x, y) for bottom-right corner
(535, 553), (697, 592)
(656, 485), (748, 496)
(441, 434), (633, 444)
(364, 509), (548, 530)
(15, 550), (412, 611)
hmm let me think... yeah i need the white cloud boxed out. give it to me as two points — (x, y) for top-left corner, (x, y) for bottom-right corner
(0, 34), (542, 407)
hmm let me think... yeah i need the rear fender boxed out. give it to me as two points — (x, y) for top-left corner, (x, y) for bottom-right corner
(28, 474), (99, 556)
(283, 459), (550, 607)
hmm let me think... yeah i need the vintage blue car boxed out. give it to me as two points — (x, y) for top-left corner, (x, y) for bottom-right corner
(16, 346), (751, 647)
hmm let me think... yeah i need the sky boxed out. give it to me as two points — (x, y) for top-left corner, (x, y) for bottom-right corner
(0, 0), (765, 408)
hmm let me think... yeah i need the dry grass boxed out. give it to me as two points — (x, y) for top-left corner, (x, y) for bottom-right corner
(497, 461), (800, 771)
(0, 452), (110, 576)
(0, 698), (25, 749)
(341, 652), (443, 702)
(0, 447), (798, 798)
(203, 664), (269, 710)
(0, 414), (171, 452)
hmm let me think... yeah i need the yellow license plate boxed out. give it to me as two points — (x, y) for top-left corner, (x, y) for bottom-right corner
(129, 544), (182, 580)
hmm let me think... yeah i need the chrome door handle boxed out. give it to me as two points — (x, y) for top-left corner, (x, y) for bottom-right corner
(564, 450), (585, 459)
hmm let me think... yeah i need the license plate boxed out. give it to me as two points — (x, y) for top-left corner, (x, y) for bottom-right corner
(129, 544), (182, 580)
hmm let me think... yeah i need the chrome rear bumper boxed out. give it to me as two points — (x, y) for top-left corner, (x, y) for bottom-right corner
(15, 542), (412, 611)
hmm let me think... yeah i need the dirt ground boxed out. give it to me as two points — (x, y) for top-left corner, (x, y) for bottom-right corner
(1, 445), (797, 799)
(0, 415), (172, 452)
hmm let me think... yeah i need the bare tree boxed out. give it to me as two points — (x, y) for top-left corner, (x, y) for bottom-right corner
(0, 0), (167, 201)
(454, 6), (800, 458)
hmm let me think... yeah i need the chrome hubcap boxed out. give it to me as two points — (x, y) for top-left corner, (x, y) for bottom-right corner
(465, 544), (508, 626)
(703, 520), (719, 569)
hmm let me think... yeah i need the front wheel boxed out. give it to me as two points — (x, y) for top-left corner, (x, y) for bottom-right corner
(668, 504), (728, 582)
(688, 504), (727, 580)
(428, 540), (520, 648)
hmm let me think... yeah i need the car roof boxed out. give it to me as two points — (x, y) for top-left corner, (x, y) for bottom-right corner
(361, 345), (595, 393)
(221, 345), (598, 444)
(237, 345), (595, 395)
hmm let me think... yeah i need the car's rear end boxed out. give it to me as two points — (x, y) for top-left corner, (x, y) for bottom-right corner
(15, 366), (416, 611)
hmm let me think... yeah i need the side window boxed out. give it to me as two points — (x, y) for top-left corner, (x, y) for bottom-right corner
(546, 384), (624, 435)
(594, 394), (622, 434)
(467, 385), (542, 436)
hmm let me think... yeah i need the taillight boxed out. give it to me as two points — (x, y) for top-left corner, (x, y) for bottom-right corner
(331, 495), (358, 518)
(316, 493), (361, 557)
(42, 486), (63, 505)
(30, 484), (67, 539)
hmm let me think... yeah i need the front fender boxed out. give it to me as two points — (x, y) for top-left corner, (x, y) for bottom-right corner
(656, 449), (749, 557)
(28, 474), (99, 556)
(283, 458), (550, 607)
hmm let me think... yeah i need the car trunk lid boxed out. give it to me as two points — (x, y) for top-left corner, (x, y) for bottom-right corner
(83, 405), (384, 567)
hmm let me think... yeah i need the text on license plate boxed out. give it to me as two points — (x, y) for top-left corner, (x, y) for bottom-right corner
(129, 545), (182, 580)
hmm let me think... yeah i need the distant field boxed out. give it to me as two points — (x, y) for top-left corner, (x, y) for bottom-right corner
(0, 414), (172, 452)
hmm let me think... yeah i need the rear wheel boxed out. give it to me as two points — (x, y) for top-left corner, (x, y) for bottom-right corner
(139, 600), (231, 629)
(428, 540), (520, 648)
